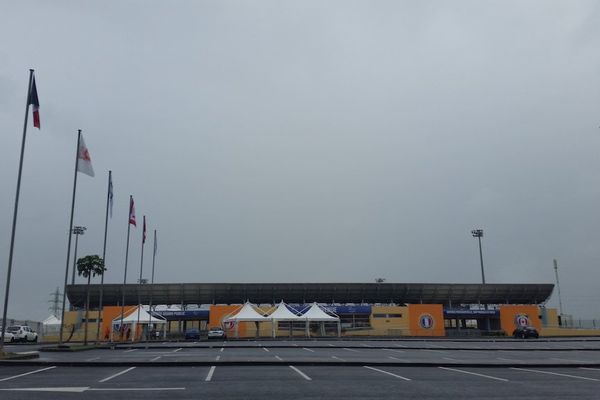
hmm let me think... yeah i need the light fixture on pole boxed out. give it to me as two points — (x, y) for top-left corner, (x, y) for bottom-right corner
(471, 229), (485, 284)
(71, 226), (86, 285)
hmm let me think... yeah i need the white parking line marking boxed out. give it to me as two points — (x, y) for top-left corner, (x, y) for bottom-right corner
(394, 343), (406, 348)
(172, 348), (182, 353)
(86, 357), (100, 361)
(443, 357), (458, 361)
(262, 347), (270, 352)
(220, 347), (224, 352)
(332, 355), (346, 361)
(0, 387), (185, 393)
(439, 367), (508, 382)
(215, 355), (221, 361)
(150, 356), (161, 361)
(303, 347), (315, 352)
(99, 367), (136, 383)
(388, 356), (402, 361)
(124, 349), (137, 353)
(511, 368), (600, 381)
(0, 387), (89, 392)
(364, 366), (411, 381)
(343, 348), (360, 352)
(275, 355), (283, 361)
(289, 366), (311, 381)
(205, 366), (216, 381)
(328, 344), (335, 347)
(0, 367), (57, 382)
(89, 388), (185, 391)
(580, 367), (600, 371)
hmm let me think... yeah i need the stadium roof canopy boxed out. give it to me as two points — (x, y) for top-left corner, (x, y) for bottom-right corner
(66, 282), (554, 309)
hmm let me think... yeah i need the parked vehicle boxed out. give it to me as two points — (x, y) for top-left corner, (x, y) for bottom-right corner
(207, 327), (225, 339)
(6, 325), (38, 342)
(512, 326), (539, 339)
(2, 331), (15, 343)
(184, 328), (200, 340)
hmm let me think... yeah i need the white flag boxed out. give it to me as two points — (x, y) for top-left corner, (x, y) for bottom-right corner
(77, 134), (95, 177)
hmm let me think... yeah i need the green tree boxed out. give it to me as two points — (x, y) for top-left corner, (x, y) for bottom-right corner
(77, 255), (106, 345)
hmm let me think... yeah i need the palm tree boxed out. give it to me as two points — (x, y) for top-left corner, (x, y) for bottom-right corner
(77, 255), (106, 345)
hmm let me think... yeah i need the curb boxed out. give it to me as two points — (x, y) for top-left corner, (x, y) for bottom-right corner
(103, 344), (600, 352)
(1, 360), (599, 368)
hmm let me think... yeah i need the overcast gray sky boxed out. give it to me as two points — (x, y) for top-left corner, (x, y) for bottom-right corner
(1, 1), (599, 321)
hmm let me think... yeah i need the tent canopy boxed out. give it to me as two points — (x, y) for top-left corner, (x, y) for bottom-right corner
(223, 301), (268, 322)
(43, 314), (61, 325)
(112, 306), (167, 325)
(267, 301), (305, 321)
(301, 302), (340, 321)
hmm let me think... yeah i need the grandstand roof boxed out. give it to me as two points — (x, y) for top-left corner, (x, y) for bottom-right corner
(66, 282), (554, 308)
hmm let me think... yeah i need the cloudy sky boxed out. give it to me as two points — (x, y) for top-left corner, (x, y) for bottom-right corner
(1, 1), (599, 321)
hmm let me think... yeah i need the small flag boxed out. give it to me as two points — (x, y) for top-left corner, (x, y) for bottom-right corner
(77, 134), (95, 177)
(28, 75), (40, 129)
(129, 196), (136, 226)
(142, 216), (147, 244)
(108, 173), (114, 218)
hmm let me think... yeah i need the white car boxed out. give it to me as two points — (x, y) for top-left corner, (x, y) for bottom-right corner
(207, 327), (226, 339)
(6, 325), (38, 342)
(2, 331), (15, 343)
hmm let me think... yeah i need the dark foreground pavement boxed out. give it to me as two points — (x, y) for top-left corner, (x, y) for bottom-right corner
(1, 339), (599, 399)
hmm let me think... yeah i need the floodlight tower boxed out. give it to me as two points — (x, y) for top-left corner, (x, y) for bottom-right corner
(471, 229), (485, 284)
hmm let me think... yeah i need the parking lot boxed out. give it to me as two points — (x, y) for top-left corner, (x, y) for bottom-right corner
(1, 339), (599, 399)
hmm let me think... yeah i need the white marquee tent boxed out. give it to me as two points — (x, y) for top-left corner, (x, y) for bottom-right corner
(111, 305), (167, 342)
(301, 303), (341, 337)
(266, 301), (304, 338)
(223, 302), (268, 338)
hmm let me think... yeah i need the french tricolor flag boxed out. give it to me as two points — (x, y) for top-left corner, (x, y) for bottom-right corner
(28, 75), (40, 129)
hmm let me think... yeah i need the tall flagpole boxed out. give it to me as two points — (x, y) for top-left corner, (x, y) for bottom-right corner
(135, 216), (146, 341)
(95, 170), (111, 343)
(147, 230), (157, 340)
(59, 129), (82, 345)
(119, 195), (133, 341)
(0, 69), (34, 350)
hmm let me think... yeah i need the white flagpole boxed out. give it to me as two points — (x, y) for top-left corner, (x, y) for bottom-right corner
(59, 129), (82, 345)
(0, 69), (34, 350)
(95, 170), (112, 343)
(119, 196), (133, 341)
(135, 216), (146, 341)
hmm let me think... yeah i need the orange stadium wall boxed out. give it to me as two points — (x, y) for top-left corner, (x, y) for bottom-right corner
(499, 305), (541, 334)
(407, 304), (445, 336)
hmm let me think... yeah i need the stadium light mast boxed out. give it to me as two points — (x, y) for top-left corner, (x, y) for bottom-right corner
(553, 259), (564, 317)
(471, 229), (485, 284)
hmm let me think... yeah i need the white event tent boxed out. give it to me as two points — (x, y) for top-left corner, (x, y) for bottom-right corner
(223, 301), (268, 338)
(266, 301), (305, 338)
(301, 302), (341, 337)
(111, 305), (167, 342)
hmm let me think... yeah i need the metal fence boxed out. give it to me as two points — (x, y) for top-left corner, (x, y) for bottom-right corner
(560, 318), (600, 329)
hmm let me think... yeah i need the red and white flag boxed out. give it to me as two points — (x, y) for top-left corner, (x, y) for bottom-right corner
(129, 196), (136, 226)
(142, 215), (147, 244)
(28, 75), (40, 129)
(77, 134), (95, 177)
